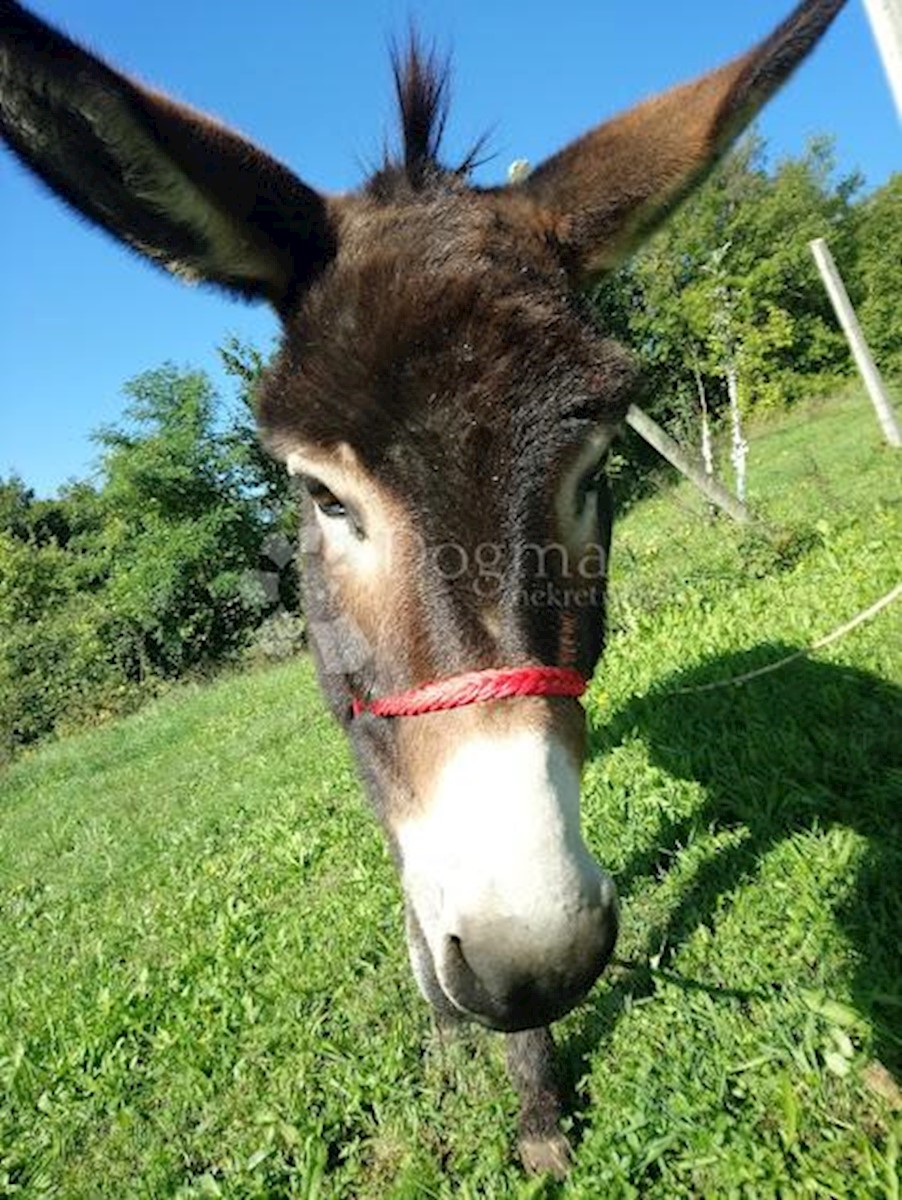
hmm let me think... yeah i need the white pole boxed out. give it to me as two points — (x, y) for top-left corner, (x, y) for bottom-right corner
(810, 237), (902, 448)
(862, 0), (902, 120)
(625, 404), (752, 524)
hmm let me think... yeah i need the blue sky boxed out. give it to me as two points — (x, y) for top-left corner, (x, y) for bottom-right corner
(1, 0), (897, 497)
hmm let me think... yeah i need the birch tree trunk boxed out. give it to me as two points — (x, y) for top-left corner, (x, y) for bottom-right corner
(704, 243), (749, 505)
(726, 364), (748, 504)
(694, 361), (717, 520)
(694, 363), (715, 481)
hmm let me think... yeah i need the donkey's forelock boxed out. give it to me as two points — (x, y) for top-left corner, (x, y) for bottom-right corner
(367, 36), (488, 201)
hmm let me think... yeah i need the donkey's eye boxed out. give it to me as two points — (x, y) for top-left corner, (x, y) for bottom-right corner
(301, 476), (348, 520)
(575, 457), (608, 514)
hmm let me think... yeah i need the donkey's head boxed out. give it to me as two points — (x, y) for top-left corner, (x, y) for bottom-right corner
(1, 0), (847, 1030)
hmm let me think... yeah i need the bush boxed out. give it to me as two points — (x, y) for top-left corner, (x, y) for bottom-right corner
(0, 364), (298, 758)
(0, 596), (126, 759)
(244, 611), (307, 666)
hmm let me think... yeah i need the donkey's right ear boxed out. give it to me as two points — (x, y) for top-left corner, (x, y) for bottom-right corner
(501, 0), (847, 286)
(0, 1), (336, 311)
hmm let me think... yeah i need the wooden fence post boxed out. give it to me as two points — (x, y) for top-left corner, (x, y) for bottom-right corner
(625, 404), (752, 524)
(810, 237), (902, 448)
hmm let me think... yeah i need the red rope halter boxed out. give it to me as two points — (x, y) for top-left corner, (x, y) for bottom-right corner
(350, 665), (587, 718)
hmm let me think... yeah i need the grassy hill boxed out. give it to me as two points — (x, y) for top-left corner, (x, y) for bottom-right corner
(1, 390), (900, 1198)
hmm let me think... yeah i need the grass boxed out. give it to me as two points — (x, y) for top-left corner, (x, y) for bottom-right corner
(1, 388), (900, 1197)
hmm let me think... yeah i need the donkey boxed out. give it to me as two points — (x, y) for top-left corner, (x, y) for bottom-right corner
(1, 0), (847, 1175)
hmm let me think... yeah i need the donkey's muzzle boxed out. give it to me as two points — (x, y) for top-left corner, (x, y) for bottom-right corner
(397, 726), (618, 1030)
(441, 892), (618, 1031)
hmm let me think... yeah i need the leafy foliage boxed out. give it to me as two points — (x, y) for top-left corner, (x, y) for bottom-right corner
(594, 136), (894, 505)
(219, 336), (299, 539)
(855, 175), (902, 377)
(0, 365), (296, 759)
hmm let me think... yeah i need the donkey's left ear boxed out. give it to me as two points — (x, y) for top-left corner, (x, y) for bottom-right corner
(507, 0), (847, 284)
(0, 1), (336, 311)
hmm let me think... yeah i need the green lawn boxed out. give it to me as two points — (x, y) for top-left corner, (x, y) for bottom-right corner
(1, 390), (900, 1197)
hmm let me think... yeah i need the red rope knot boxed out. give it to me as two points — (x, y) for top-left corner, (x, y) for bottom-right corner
(351, 665), (587, 718)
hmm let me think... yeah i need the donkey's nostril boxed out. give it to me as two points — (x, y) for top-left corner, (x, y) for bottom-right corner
(444, 932), (496, 1012)
(442, 929), (539, 1027)
(441, 905), (617, 1032)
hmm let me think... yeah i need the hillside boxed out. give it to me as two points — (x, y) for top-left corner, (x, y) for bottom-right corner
(1, 389), (900, 1197)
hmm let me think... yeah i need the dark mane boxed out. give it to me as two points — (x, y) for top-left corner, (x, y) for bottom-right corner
(393, 36), (450, 182)
(367, 35), (486, 199)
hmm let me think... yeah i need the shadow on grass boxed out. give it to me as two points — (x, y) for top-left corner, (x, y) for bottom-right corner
(564, 645), (902, 1101)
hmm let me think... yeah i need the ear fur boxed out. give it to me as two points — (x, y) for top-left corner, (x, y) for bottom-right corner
(501, 0), (848, 283)
(0, 0), (336, 309)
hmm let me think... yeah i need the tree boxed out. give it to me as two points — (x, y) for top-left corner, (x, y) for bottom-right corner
(591, 133), (864, 500)
(723, 136), (861, 409)
(855, 174), (902, 377)
(220, 337), (299, 536)
(92, 365), (272, 676)
(0, 474), (34, 540)
(1, 362), (291, 757)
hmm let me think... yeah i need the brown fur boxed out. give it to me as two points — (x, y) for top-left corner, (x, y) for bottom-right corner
(502, 0), (849, 280)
